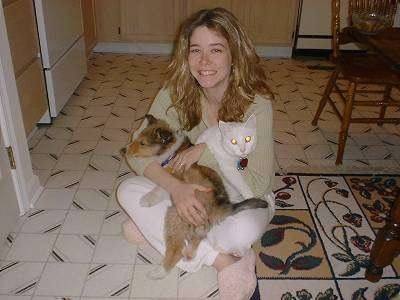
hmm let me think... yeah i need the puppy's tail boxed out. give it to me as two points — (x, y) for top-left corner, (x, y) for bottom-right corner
(231, 198), (268, 214)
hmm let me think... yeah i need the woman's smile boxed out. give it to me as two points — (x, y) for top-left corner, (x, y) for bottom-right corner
(198, 70), (217, 76)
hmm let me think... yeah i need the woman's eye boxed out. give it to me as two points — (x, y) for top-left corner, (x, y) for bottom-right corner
(212, 48), (222, 53)
(231, 138), (237, 145)
(190, 48), (200, 53)
(245, 136), (251, 143)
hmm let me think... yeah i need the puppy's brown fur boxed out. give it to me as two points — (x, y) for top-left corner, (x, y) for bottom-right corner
(122, 114), (268, 276)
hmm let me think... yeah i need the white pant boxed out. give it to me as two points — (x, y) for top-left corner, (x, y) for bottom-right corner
(117, 175), (275, 272)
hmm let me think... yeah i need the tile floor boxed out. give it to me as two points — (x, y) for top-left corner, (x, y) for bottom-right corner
(0, 53), (399, 299)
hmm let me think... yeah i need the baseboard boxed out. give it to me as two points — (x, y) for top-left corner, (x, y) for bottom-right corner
(255, 46), (292, 58)
(292, 49), (331, 58)
(93, 42), (293, 58)
(94, 42), (174, 55)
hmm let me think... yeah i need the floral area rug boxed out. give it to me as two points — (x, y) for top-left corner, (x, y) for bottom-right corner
(253, 174), (400, 300)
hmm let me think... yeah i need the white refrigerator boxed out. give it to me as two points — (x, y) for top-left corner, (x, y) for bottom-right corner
(34, 0), (87, 118)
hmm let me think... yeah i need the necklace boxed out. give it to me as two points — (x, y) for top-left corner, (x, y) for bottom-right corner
(237, 157), (248, 171)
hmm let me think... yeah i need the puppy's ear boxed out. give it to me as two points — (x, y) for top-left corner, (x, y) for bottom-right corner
(145, 114), (158, 125)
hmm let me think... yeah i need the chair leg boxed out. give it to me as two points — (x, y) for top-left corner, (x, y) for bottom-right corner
(312, 70), (339, 126)
(336, 81), (356, 165)
(378, 85), (392, 126)
(365, 198), (400, 282)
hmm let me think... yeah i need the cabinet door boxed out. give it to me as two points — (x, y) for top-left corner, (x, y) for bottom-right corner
(95, 0), (299, 46)
(185, 0), (235, 16)
(184, 0), (298, 46)
(95, 0), (121, 42)
(240, 0), (299, 46)
(3, 0), (39, 75)
(4, 0), (48, 135)
(16, 59), (48, 135)
(120, 0), (182, 42)
(82, 0), (97, 56)
(184, 1), (249, 41)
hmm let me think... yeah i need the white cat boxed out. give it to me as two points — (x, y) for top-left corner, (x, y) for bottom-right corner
(196, 114), (257, 202)
(139, 114), (257, 207)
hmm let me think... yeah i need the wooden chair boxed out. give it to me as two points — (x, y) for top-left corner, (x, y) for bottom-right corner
(311, 0), (400, 165)
(365, 195), (400, 282)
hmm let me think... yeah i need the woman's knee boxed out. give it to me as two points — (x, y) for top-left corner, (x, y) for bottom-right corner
(231, 216), (265, 247)
(211, 209), (269, 253)
(116, 176), (155, 208)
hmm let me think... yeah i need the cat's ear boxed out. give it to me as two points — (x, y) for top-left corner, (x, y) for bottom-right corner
(244, 114), (256, 129)
(218, 120), (231, 135)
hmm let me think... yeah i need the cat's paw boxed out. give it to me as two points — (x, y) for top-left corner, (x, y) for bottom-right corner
(181, 246), (196, 261)
(194, 225), (209, 237)
(147, 266), (168, 280)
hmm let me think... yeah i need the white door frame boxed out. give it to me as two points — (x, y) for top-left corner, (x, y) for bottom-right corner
(0, 4), (43, 215)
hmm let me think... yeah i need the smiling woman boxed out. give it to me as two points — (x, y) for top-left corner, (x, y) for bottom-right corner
(117, 7), (275, 300)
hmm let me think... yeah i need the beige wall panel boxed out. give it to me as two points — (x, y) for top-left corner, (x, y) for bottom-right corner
(16, 59), (47, 135)
(4, 0), (39, 75)
(120, 0), (181, 42)
(82, 0), (97, 56)
(95, 0), (121, 42)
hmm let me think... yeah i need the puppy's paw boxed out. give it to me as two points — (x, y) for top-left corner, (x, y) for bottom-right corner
(194, 225), (209, 237)
(181, 246), (196, 261)
(147, 266), (168, 280)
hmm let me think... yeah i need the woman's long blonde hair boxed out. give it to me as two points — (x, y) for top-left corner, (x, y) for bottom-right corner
(165, 7), (271, 131)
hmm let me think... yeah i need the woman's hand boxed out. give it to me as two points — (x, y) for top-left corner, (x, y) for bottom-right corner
(170, 143), (206, 172)
(170, 181), (210, 226)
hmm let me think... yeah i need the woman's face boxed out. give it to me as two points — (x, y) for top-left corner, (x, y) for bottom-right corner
(188, 26), (232, 94)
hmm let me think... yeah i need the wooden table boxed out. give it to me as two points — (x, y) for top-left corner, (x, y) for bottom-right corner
(345, 27), (400, 71)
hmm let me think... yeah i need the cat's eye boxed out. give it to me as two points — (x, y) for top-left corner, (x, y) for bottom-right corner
(231, 138), (237, 145)
(140, 141), (146, 146)
(245, 136), (251, 143)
